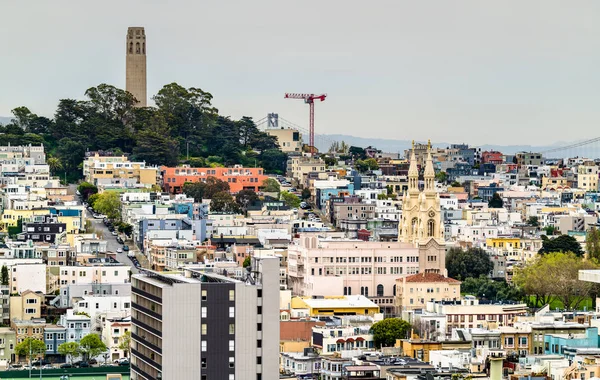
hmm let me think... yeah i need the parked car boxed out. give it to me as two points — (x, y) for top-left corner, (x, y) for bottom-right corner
(42, 364), (54, 370)
(88, 359), (98, 365)
(74, 360), (89, 368)
(118, 359), (130, 366)
(60, 363), (72, 369)
(116, 248), (123, 253)
(122, 245), (129, 251)
(116, 237), (124, 244)
(111, 231), (118, 236)
(32, 359), (50, 366)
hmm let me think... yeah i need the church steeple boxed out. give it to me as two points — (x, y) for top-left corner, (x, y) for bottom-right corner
(408, 140), (419, 195)
(424, 139), (435, 192)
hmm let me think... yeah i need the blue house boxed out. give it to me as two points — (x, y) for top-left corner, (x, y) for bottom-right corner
(316, 185), (355, 211)
(544, 327), (599, 359)
(478, 183), (504, 202)
(44, 325), (67, 362)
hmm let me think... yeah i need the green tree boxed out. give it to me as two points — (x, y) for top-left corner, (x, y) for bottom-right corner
(527, 216), (540, 227)
(77, 182), (98, 201)
(461, 276), (524, 302)
(446, 248), (494, 281)
(117, 331), (131, 358)
(47, 157), (63, 176)
(349, 146), (366, 159)
(117, 223), (134, 236)
(262, 178), (281, 193)
(450, 181), (462, 188)
(355, 158), (379, 173)
(259, 149), (288, 174)
(58, 342), (81, 364)
(544, 225), (559, 236)
(514, 252), (598, 310)
(87, 193), (100, 209)
(15, 337), (46, 360)
(281, 191), (301, 208)
(301, 188), (311, 200)
(538, 234), (584, 256)
(235, 189), (259, 214)
(0, 265), (8, 286)
(55, 137), (86, 182)
(488, 193), (504, 208)
(370, 318), (411, 348)
(210, 191), (240, 213)
(435, 171), (447, 183)
(79, 333), (107, 361)
(243, 256), (251, 268)
(586, 227), (600, 260)
(132, 114), (179, 166)
(94, 192), (121, 221)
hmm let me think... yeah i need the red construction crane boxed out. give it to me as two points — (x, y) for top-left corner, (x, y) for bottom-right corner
(284, 93), (327, 154)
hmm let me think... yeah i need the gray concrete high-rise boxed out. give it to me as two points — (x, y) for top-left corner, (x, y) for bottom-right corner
(130, 257), (280, 379)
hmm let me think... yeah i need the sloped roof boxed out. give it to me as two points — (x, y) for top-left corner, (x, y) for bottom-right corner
(403, 272), (461, 284)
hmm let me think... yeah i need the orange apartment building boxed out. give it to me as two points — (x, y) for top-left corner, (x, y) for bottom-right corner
(161, 165), (268, 194)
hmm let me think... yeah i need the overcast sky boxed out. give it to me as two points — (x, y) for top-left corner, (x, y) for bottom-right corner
(1, 1), (599, 145)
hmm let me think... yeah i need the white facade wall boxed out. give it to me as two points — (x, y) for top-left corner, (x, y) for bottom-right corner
(59, 266), (130, 286)
(11, 263), (46, 294)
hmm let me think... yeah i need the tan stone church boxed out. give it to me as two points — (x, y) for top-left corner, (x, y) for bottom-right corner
(399, 141), (446, 275)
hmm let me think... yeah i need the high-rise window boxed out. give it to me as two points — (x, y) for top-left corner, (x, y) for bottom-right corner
(201, 324), (207, 335)
(229, 307), (234, 318)
(201, 341), (207, 352)
(202, 307), (207, 318)
(229, 290), (235, 301)
(229, 340), (234, 351)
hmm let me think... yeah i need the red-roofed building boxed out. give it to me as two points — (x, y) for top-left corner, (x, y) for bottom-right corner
(482, 151), (504, 165)
(395, 272), (461, 312)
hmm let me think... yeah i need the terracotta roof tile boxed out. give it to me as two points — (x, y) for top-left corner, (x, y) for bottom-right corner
(402, 272), (461, 284)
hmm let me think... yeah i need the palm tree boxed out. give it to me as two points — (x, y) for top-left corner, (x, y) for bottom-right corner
(47, 157), (63, 175)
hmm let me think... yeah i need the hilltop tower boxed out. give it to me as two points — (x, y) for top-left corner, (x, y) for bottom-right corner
(126, 27), (147, 107)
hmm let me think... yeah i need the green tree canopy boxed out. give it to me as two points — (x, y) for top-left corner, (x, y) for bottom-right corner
(370, 318), (411, 348)
(1, 265), (8, 286)
(210, 191), (240, 213)
(538, 234), (584, 256)
(77, 182), (98, 201)
(243, 256), (251, 268)
(280, 191), (301, 208)
(58, 342), (81, 364)
(446, 247), (494, 281)
(235, 189), (259, 213)
(117, 331), (131, 358)
(461, 276), (524, 302)
(80, 334), (107, 360)
(488, 193), (504, 208)
(301, 188), (311, 200)
(183, 177), (230, 202)
(527, 216), (540, 227)
(262, 178), (281, 193)
(355, 158), (379, 173)
(513, 252), (598, 310)
(15, 337), (46, 359)
(586, 227), (600, 261)
(93, 192), (121, 221)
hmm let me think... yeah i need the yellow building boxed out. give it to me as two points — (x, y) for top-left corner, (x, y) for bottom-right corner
(290, 295), (379, 317)
(486, 237), (542, 262)
(541, 176), (570, 190)
(9, 290), (43, 321)
(396, 337), (471, 362)
(499, 327), (531, 356)
(265, 128), (302, 153)
(84, 153), (158, 188)
(395, 272), (461, 312)
(1, 209), (82, 234)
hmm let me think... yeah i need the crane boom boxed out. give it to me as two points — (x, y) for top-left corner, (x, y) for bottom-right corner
(284, 93), (327, 153)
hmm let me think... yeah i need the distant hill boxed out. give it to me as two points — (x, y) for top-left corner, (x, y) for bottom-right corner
(315, 133), (570, 157)
(0, 116), (11, 125)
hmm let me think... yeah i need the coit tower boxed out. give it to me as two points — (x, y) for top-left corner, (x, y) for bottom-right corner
(126, 27), (147, 107)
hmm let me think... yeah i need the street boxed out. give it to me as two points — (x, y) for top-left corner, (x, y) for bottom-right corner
(88, 218), (142, 274)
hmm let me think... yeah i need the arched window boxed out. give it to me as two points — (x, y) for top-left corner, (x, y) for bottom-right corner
(377, 284), (384, 297)
(129, 42), (133, 54)
(142, 42), (146, 54)
(427, 219), (435, 237)
(347, 287), (351, 295)
(364, 287), (369, 297)
(393, 284), (396, 296)
(411, 218), (418, 236)
(136, 42), (141, 54)
(343, 287), (347, 296)
(360, 286), (364, 296)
